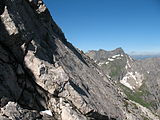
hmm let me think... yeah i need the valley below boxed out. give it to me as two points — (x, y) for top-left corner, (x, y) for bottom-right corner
(0, 0), (159, 120)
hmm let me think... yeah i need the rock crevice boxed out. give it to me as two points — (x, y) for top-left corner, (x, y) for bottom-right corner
(0, 0), (159, 120)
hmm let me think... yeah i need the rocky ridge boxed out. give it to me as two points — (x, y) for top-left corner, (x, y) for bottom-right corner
(87, 48), (160, 116)
(0, 0), (159, 120)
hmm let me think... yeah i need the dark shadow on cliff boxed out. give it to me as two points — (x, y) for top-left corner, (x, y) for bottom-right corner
(86, 110), (116, 120)
(65, 40), (89, 67)
(69, 80), (89, 97)
(0, 17), (50, 112)
(0, 0), (5, 15)
(5, 0), (57, 64)
(5, 0), (89, 68)
(0, 1), (112, 119)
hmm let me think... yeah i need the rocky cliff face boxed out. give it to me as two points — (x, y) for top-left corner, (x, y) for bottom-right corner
(87, 48), (160, 116)
(0, 0), (159, 120)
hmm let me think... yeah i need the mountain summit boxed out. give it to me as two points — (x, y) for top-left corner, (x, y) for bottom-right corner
(87, 48), (160, 116)
(0, 0), (159, 120)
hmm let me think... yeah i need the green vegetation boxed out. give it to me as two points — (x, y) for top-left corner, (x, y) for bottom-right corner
(102, 59), (125, 78)
(119, 83), (151, 108)
(109, 65), (122, 77)
(141, 116), (149, 120)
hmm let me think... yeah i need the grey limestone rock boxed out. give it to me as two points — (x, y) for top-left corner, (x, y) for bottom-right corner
(0, 0), (159, 120)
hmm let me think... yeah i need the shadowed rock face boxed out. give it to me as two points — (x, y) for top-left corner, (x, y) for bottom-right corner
(0, 0), (5, 15)
(0, 0), (159, 120)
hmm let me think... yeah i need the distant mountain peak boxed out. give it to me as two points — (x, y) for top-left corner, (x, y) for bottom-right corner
(87, 47), (160, 115)
(1, 1), (159, 119)
(114, 47), (124, 53)
(86, 47), (126, 61)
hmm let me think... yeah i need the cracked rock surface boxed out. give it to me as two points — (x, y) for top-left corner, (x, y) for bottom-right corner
(0, 0), (159, 120)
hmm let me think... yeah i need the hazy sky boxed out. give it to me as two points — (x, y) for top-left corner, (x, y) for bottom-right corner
(43, 0), (160, 54)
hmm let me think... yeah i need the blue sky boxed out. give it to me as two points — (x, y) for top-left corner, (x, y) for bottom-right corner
(43, 0), (160, 55)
